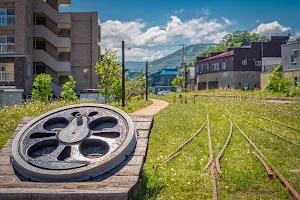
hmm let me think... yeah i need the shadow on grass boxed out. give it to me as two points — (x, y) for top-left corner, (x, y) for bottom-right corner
(137, 167), (165, 200)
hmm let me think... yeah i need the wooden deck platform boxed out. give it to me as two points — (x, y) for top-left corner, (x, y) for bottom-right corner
(0, 115), (153, 200)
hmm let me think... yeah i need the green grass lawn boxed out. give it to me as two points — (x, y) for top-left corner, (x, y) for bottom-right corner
(140, 93), (300, 199)
(0, 99), (151, 149)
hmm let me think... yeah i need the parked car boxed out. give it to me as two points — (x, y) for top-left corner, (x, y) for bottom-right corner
(157, 90), (172, 95)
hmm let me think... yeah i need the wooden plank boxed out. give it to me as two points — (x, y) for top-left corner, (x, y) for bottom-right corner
(115, 165), (142, 177)
(136, 138), (148, 148)
(134, 122), (153, 130)
(0, 147), (12, 155)
(0, 165), (16, 175)
(131, 146), (148, 156)
(126, 155), (144, 166)
(0, 175), (28, 183)
(19, 117), (35, 124)
(0, 181), (134, 189)
(0, 188), (129, 200)
(130, 115), (153, 122)
(0, 155), (11, 165)
(137, 130), (150, 138)
(91, 175), (139, 183)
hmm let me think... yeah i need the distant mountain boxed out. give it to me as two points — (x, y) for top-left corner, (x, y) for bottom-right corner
(124, 61), (146, 72)
(125, 44), (209, 73)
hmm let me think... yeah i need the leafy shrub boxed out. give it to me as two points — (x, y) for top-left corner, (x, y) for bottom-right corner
(32, 74), (53, 101)
(265, 65), (292, 94)
(61, 76), (78, 101)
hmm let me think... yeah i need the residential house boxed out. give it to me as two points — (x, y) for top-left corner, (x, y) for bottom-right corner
(0, 0), (101, 97)
(149, 66), (182, 94)
(196, 36), (288, 90)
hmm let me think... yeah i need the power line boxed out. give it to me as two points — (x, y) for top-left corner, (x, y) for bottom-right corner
(100, 43), (220, 49)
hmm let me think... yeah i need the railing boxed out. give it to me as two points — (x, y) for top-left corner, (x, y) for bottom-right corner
(0, 71), (14, 81)
(0, 43), (15, 54)
(0, 16), (15, 26)
(262, 64), (279, 73)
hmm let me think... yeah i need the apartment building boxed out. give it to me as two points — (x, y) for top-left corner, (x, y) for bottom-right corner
(0, 0), (101, 97)
(195, 36), (288, 90)
(281, 41), (300, 86)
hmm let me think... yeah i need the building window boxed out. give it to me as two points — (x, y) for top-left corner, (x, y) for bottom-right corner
(212, 63), (219, 71)
(0, 9), (15, 26)
(295, 77), (299, 87)
(242, 59), (247, 65)
(201, 64), (204, 71)
(291, 55), (297, 65)
(206, 63), (209, 70)
(33, 64), (46, 75)
(222, 62), (226, 70)
(255, 61), (262, 66)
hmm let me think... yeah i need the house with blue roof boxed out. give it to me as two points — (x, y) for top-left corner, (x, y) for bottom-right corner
(149, 66), (182, 94)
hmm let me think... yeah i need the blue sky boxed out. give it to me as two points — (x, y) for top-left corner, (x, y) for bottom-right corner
(63, 0), (300, 61)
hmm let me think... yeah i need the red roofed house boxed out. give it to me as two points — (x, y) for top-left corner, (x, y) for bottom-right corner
(195, 36), (289, 90)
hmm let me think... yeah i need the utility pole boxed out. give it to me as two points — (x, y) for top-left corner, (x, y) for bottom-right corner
(122, 41), (125, 107)
(145, 61), (148, 101)
(180, 44), (188, 91)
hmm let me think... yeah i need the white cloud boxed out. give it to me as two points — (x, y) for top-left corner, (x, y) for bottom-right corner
(252, 21), (290, 37)
(101, 16), (234, 60)
(174, 8), (185, 14)
(255, 20), (263, 23)
(201, 8), (211, 15)
(222, 17), (235, 25)
(296, 32), (300, 37)
(108, 48), (171, 62)
(204, 32), (229, 43)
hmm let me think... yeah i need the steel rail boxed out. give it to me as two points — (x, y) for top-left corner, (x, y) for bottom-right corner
(215, 120), (233, 173)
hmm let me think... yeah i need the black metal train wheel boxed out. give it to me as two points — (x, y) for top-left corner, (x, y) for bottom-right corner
(12, 104), (136, 182)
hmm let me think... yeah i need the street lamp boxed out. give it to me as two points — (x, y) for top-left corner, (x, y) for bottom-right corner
(83, 68), (89, 98)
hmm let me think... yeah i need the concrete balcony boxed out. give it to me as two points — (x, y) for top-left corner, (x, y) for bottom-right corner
(33, 0), (71, 29)
(57, 0), (71, 6)
(33, 25), (71, 52)
(33, 49), (71, 75)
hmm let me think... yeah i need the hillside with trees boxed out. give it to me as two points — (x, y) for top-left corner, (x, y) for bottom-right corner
(200, 31), (268, 56)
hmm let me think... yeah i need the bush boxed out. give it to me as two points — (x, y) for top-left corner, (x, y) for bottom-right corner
(61, 76), (78, 101)
(289, 86), (300, 97)
(265, 65), (292, 94)
(32, 74), (53, 101)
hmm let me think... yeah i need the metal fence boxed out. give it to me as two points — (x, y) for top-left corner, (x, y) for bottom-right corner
(0, 71), (14, 81)
(0, 16), (15, 26)
(0, 43), (15, 54)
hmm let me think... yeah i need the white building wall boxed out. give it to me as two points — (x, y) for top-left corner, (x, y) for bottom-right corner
(262, 57), (281, 69)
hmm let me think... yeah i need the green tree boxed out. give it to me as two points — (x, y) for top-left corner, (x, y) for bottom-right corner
(265, 65), (292, 93)
(172, 76), (185, 90)
(200, 31), (268, 56)
(95, 49), (122, 103)
(126, 72), (146, 101)
(60, 76), (78, 101)
(32, 74), (53, 101)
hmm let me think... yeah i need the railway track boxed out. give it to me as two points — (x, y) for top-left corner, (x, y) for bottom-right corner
(155, 97), (300, 199)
